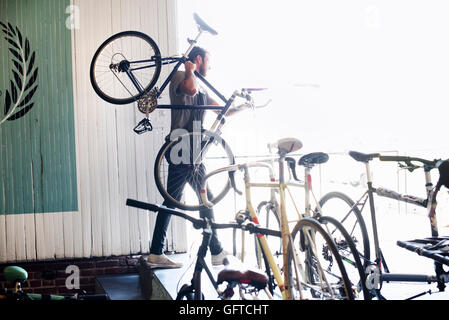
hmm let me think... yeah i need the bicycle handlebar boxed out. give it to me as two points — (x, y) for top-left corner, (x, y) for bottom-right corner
(379, 155), (442, 172)
(125, 199), (281, 237)
(126, 199), (204, 228)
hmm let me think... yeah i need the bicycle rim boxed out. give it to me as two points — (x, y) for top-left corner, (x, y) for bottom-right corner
(90, 31), (161, 105)
(154, 130), (234, 211)
(288, 218), (354, 300)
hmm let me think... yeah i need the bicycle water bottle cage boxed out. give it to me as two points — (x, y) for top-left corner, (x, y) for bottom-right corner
(133, 118), (153, 135)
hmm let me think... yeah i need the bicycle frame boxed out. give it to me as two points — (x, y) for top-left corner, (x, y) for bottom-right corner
(122, 24), (229, 111)
(187, 220), (275, 300)
(348, 155), (446, 298)
(201, 155), (333, 300)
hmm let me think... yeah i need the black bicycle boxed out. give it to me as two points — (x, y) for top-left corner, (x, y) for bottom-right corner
(90, 12), (230, 135)
(91, 13), (269, 211)
(126, 199), (280, 300)
(90, 13), (219, 106)
(318, 152), (449, 299)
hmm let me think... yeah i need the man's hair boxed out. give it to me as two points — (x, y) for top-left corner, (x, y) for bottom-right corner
(188, 46), (208, 62)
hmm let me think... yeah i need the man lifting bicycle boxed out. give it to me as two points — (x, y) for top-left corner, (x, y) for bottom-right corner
(146, 47), (230, 268)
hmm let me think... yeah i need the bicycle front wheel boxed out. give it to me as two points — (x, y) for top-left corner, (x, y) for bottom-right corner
(90, 31), (162, 105)
(154, 130), (235, 211)
(288, 217), (354, 300)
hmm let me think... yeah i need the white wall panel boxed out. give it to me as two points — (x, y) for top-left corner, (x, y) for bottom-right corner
(0, 0), (187, 263)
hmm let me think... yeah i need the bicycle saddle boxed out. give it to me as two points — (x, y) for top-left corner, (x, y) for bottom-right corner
(298, 152), (329, 167)
(217, 257), (268, 290)
(349, 151), (380, 163)
(193, 13), (218, 35)
(4, 266), (28, 284)
(269, 138), (303, 156)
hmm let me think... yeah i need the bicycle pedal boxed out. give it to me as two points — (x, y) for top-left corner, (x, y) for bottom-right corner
(133, 118), (153, 135)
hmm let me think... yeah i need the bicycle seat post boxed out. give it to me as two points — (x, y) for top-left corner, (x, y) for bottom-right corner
(183, 29), (203, 59)
(303, 165), (312, 218)
(364, 159), (383, 267)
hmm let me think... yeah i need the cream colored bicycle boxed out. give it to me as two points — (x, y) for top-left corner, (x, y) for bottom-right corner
(201, 138), (355, 300)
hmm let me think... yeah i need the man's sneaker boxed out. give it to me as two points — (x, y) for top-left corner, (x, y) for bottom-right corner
(146, 254), (183, 269)
(211, 249), (231, 266)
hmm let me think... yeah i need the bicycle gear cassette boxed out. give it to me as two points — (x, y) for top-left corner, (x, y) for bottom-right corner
(137, 88), (158, 115)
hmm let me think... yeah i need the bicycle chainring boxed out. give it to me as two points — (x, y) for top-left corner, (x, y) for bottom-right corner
(137, 88), (158, 114)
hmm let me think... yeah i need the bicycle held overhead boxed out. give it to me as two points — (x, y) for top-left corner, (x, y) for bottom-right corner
(90, 13), (268, 134)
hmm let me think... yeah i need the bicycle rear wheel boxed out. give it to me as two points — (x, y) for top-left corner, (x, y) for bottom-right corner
(90, 31), (162, 105)
(288, 217), (354, 300)
(317, 192), (370, 268)
(318, 216), (370, 300)
(154, 130), (234, 211)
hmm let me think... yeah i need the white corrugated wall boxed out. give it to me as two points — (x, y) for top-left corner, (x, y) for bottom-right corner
(0, 0), (187, 263)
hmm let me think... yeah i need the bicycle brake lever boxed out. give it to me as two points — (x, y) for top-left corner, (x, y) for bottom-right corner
(399, 161), (419, 173)
(133, 118), (153, 135)
(285, 157), (301, 181)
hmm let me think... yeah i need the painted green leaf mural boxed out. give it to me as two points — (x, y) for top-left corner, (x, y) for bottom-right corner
(0, 0), (78, 215)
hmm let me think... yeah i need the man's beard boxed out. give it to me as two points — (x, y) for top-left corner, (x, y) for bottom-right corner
(199, 65), (207, 77)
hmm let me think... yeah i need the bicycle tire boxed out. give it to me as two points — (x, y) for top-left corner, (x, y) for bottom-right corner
(287, 217), (355, 300)
(317, 191), (370, 268)
(318, 215), (370, 300)
(154, 130), (234, 211)
(176, 284), (204, 300)
(90, 31), (162, 105)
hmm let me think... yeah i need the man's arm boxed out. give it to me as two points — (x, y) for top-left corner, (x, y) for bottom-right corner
(178, 61), (198, 96)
